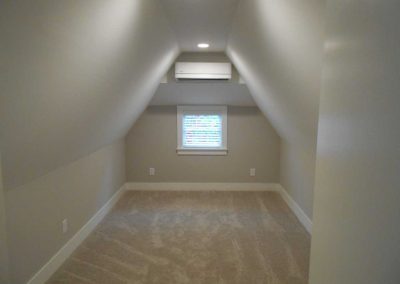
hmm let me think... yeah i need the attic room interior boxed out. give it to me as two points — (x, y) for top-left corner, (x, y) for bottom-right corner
(0, 0), (399, 283)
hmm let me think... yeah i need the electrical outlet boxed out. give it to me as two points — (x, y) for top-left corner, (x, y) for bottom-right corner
(62, 219), (68, 234)
(149, 167), (155, 176)
(250, 168), (256, 177)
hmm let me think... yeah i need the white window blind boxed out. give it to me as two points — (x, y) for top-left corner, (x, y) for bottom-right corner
(177, 106), (227, 155)
(182, 114), (222, 148)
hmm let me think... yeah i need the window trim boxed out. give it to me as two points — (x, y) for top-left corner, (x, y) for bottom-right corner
(177, 105), (228, 155)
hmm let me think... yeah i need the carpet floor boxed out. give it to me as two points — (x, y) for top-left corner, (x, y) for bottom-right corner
(48, 191), (310, 284)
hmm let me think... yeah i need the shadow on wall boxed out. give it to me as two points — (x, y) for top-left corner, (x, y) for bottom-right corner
(226, 0), (325, 218)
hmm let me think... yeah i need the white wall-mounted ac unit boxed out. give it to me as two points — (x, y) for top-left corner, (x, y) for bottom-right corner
(175, 62), (232, 80)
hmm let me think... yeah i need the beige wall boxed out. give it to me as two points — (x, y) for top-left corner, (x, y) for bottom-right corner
(227, 0), (325, 218)
(310, 1), (400, 283)
(5, 140), (126, 284)
(126, 106), (280, 183)
(0, 154), (10, 284)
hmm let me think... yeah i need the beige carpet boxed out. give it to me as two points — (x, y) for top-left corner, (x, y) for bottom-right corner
(48, 191), (310, 284)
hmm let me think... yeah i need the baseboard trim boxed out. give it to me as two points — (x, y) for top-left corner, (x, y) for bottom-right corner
(277, 185), (313, 234)
(27, 185), (126, 284)
(125, 182), (281, 192)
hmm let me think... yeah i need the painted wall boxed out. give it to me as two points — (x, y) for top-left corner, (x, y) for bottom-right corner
(126, 106), (280, 183)
(5, 140), (125, 284)
(0, 154), (10, 284)
(227, 0), (325, 218)
(0, 0), (178, 190)
(309, 1), (400, 283)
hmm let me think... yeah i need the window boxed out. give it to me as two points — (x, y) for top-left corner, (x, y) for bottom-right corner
(177, 105), (227, 155)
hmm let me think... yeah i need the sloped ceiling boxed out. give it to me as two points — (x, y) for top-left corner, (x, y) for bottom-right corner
(0, 0), (179, 189)
(226, 0), (325, 217)
(0, 0), (325, 208)
(160, 0), (239, 51)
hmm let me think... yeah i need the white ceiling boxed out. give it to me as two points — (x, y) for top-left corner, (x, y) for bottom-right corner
(160, 0), (240, 52)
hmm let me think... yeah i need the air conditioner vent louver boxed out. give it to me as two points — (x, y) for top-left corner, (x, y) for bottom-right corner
(175, 62), (232, 80)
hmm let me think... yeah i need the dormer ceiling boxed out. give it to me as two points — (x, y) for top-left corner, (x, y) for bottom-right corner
(0, 0), (324, 203)
(160, 0), (240, 51)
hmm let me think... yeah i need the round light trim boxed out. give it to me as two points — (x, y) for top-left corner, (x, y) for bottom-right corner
(197, 43), (210, 49)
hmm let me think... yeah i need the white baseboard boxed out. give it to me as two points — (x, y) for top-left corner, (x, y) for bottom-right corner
(125, 182), (281, 192)
(27, 185), (126, 284)
(276, 185), (313, 234)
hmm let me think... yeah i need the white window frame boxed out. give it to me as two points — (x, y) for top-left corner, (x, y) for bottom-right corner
(177, 105), (228, 155)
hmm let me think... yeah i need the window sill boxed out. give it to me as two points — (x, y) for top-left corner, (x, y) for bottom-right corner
(176, 148), (228, 156)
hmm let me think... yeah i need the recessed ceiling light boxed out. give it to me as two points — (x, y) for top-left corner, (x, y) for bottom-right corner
(197, 43), (210, 49)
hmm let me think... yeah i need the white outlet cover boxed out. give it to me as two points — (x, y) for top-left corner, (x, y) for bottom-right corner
(250, 168), (256, 177)
(149, 168), (155, 176)
(62, 219), (68, 234)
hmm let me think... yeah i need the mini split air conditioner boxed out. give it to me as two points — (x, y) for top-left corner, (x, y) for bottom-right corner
(175, 62), (232, 80)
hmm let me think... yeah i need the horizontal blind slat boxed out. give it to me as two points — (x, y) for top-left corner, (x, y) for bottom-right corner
(182, 114), (222, 148)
